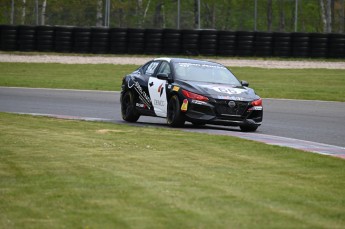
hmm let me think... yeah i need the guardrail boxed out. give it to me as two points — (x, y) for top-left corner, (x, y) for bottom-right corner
(1, 25), (344, 58)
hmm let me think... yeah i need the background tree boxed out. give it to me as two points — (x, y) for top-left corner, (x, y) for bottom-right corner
(21, 0), (26, 24)
(0, 0), (344, 33)
(267, 0), (273, 31)
(278, 0), (285, 31)
(96, 0), (103, 27)
(153, 1), (164, 28)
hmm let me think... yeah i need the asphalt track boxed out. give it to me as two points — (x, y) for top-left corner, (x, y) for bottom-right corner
(1, 87), (344, 158)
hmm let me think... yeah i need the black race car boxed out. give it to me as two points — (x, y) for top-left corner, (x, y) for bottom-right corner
(120, 58), (263, 131)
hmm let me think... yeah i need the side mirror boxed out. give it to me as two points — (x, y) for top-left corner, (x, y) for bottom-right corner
(241, 80), (249, 87)
(157, 73), (173, 83)
(157, 73), (169, 80)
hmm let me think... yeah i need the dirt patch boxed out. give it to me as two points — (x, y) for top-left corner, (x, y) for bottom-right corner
(1, 53), (344, 69)
(96, 129), (129, 134)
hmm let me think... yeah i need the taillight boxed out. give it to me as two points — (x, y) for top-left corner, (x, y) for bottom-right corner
(251, 98), (262, 106)
(181, 90), (209, 102)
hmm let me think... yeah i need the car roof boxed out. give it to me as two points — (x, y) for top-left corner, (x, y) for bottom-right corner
(153, 57), (224, 67)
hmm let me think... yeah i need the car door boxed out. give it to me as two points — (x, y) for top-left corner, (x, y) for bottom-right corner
(136, 61), (160, 110)
(148, 61), (171, 117)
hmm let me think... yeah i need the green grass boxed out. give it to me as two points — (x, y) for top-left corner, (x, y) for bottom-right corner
(0, 62), (137, 91)
(1, 112), (345, 228)
(231, 67), (345, 101)
(0, 62), (344, 101)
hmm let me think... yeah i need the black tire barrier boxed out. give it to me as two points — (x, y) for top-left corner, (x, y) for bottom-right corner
(254, 32), (273, 57)
(236, 31), (255, 56)
(17, 25), (36, 52)
(73, 27), (91, 53)
(54, 26), (74, 53)
(199, 30), (217, 56)
(328, 33), (345, 58)
(1, 25), (345, 58)
(217, 30), (236, 56)
(36, 26), (54, 52)
(145, 29), (163, 54)
(109, 28), (127, 54)
(127, 28), (145, 54)
(291, 32), (310, 57)
(0, 25), (18, 51)
(182, 29), (199, 55)
(309, 33), (328, 58)
(163, 29), (182, 54)
(90, 27), (109, 54)
(273, 32), (292, 57)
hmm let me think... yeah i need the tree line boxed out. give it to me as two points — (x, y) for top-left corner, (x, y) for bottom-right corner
(0, 0), (344, 33)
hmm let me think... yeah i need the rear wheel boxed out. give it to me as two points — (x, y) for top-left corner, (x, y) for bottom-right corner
(167, 95), (185, 127)
(240, 125), (258, 132)
(121, 91), (140, 122)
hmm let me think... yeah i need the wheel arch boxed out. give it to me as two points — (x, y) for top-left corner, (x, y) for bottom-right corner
(167, 90), (182, 103)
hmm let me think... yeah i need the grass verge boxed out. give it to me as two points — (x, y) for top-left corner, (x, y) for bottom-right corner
(0, 62), (137, 91)
(0, 62), (344, 101)
(1, 112), (344, 228)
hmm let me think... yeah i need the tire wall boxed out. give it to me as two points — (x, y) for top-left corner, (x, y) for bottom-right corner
(0, 25), (344, 58)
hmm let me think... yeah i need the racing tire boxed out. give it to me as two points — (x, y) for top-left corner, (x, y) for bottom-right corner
(240, 125), (258, 132)
(121, 91), (140, 122)
(167, 95), (185, 127)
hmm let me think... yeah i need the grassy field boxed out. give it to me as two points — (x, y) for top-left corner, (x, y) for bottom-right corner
(0, 62), (344, 101)
(1, 113), (345, 228)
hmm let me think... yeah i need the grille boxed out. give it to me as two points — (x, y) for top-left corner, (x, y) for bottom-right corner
(215, 100), (249, 116)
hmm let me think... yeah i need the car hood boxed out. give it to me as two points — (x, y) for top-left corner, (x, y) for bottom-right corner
(176, 80), (259, 101)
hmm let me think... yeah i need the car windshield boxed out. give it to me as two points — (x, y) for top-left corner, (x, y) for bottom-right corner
(172, 62), (241, 86)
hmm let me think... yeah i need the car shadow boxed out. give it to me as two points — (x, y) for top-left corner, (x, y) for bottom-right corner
(115, 119), (243, 133)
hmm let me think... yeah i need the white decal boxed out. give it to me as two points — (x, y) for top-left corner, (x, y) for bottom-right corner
(201, 85), (245, 95)
(218, 95), (245, 101)
(146, 62), (159, 75)
(148, 77), (168, 117)
(212, 87), (244, 95)
(177, 62), (226, 69)
(128, 76), (151, 109)
(191, 100), (208, 105)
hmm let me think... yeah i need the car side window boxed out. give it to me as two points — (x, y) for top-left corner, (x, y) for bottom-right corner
(144, 61), (160, 76)
(156, 62), (171, 76)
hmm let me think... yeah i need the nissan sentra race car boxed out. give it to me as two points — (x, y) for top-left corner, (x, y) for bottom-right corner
(120, 58), (263, 131)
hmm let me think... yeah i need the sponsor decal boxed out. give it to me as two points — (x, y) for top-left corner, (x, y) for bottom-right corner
(172, 86), (180, 92)
(191, 100), (207, 105)
(181, 99), (188, 112)
(136, 103), (147, 109)
(217, 95), (244, 101)
(158, 83), (164, 97)
(252, 106), (263, 111)
(149, 82), (154, 87)
(154, 99), (165, 106)
(248, 106), (263, 111)
(178, 62), (226, 70)
(128, 76), (151, 109)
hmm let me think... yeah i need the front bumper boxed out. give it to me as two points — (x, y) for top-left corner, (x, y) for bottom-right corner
(184, 99), (263, 127)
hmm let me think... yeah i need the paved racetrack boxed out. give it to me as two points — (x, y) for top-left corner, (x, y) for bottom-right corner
(1, 87), (344, 148)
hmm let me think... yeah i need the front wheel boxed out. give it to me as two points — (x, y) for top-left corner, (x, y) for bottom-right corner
(121, 90), (140, 122)
(167, 95), (185, 127)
